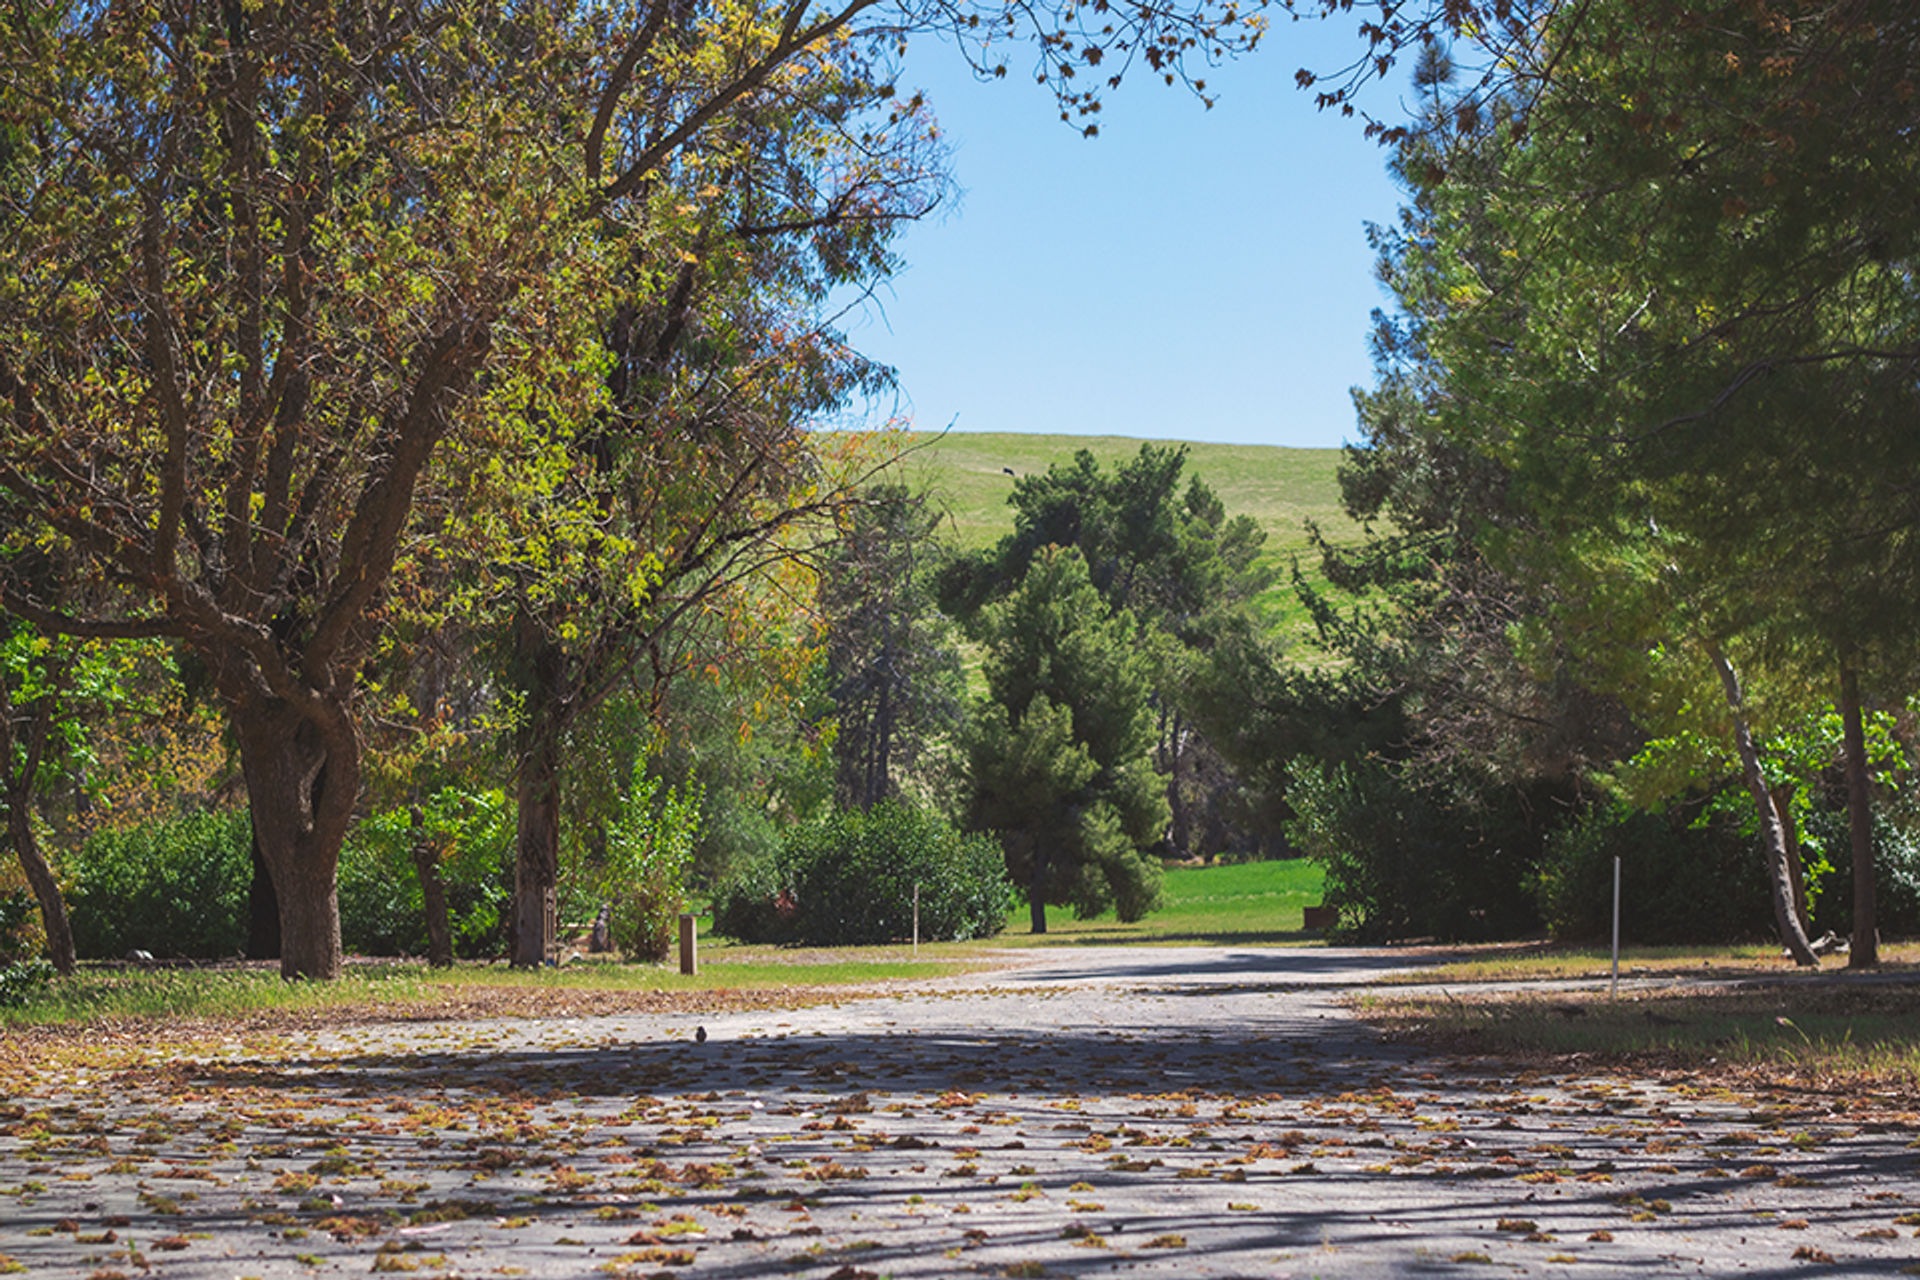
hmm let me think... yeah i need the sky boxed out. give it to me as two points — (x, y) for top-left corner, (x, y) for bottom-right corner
(841, 18), (1412, 450)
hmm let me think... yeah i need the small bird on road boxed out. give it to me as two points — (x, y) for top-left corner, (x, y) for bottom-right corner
(695, 1026), (708, 1044)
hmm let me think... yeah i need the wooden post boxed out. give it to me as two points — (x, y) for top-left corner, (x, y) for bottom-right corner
(678, 913), (697, 976)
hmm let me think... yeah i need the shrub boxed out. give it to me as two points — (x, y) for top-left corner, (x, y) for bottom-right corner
(1800, 793), (1920, 940)
(714, 802), (1011, 946)
(709, 852), (796, 944)
(0, 889), (52, 1007)
(1283, 759), (1544, 943)
(339, 789), (513, 959)
(597, 767), (702, 962)
(65, 810), (251, 959)
(1535, 798), (1773, 944)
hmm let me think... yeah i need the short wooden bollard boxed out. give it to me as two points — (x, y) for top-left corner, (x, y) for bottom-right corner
(678, 913), (698, 976)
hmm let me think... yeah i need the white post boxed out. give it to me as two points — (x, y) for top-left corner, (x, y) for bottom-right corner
(1610, 856), (1621, 1000)
(913, 883), (921, 957)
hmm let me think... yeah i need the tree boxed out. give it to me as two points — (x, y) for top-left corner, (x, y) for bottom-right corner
(942, 445), (1275, 858)
(1357, 0), (1920, 963)
(0, 0), (1264, 978)
(0, 5), (615, 977)
(966, 546), (1166, 931)
(818, 483), (963, 811)
(0, 625), (80, 975)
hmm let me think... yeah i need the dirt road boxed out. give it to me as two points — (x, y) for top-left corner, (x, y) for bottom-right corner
(2, 945), (1916, 1277)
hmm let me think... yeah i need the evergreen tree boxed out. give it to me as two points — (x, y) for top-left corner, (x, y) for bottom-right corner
(818, 485), (964, 811)
(965, 547), (1167, 931)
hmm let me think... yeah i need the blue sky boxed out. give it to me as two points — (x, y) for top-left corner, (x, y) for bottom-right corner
(844, 18), (1411, 450)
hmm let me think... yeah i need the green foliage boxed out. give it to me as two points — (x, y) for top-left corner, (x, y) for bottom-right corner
(0, 887), (30, 966)
(64, 811), (251, 959)
(1802, 796), (1920, 940)
(0, 889), (50, 1007)
(819, 483), (965, 811)
(712, 802), (1010, 946)
(1284, 759), (1543, 943)
(598, 765), (702, 963)
(965, 546), (1167, 925)
(339, 791), (514, 960)
(1535, 801), (1774, 945)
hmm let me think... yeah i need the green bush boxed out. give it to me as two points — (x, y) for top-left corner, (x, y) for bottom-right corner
(65, 810), (251, 959)
(0, 889), (52, 1007)
(1535, 798), (1774, 944)
(713, 802), (1011, 945)
(598, 767), (702, 962)
(339, 789), (513, 959)
(1800, 794), (1920, 940)
(1284, 759), (1544, 943)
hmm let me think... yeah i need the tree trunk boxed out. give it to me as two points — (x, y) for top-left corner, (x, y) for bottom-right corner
(6, 791), (75, 975)
(1167, 711), (1191, 859)
(1769, 785), (1811, 939)
(1707, 644), (1818, 968)
(230, 700), (354, 981)
(0, 670), (76, 975)
(410, 805), (454, 969)
(511, 726), (562, 968)
(1028, 840), (1049, 935)
(246, 825), (281, 960)
(508, 613), (569, 969)
(1839, 660), (1878, 968)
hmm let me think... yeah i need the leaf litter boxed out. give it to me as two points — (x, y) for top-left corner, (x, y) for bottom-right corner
(1, 964), (1917, 1276)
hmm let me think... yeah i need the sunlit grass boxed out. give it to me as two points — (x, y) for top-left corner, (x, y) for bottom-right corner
(0, 952), (986, 1030)
(3, 861), (1328, 1028)
(984, 858), (1327, 947)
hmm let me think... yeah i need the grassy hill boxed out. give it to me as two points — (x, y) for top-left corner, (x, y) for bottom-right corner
(887, 432), (1367, 649)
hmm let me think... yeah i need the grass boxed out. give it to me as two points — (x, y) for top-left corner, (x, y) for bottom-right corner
(1357, 940), (1920, 1110)
(1376, 940), (1920, 985)
(0, 952), (988, 1031)
(980, 858), (1328, 947)
(1, 860), (1327, 1028)
(889, 432), (1358, 558)
(1358, 981), (1920, 1101)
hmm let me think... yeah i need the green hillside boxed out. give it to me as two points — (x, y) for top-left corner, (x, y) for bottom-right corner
(892, 432), (1359, 556)
(887, 432), (1367, 650)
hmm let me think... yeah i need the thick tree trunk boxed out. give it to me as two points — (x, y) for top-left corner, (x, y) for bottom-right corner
(509, 615), (571, 969)
(511, 728), (562, 968)
(1839, 661), (1878, 968)
(231, 701), (354, 980)
(246, 825), (281, 960)
(6, 793), (75, 975)
(1707, 645), (1818, 968)
(410, 806), (454, 969)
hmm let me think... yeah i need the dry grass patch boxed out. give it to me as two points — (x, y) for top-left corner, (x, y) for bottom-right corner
(1374, 941), (1920, 986)
(1357, 980), (1920, 1114)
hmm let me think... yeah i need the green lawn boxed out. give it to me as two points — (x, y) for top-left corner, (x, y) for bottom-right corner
(986, 858), (1328, 947)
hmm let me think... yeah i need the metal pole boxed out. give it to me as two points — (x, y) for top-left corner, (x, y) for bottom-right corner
(1610, 856), (1621, 1000)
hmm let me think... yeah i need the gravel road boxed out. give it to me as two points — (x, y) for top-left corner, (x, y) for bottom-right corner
(3, 945), (1916, 1278)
